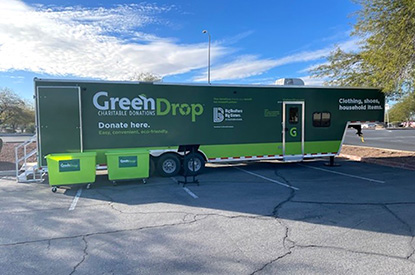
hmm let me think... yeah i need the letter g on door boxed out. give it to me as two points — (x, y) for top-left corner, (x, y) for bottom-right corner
(289, 127), (297, 137)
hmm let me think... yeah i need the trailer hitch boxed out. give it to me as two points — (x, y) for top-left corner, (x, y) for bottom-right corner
(349, 125), (364, 143)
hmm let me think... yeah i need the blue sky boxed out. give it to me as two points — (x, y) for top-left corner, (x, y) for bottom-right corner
(0, 0), (361, 100)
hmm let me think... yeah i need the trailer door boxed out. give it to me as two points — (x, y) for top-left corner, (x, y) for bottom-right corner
(37, 86), (82, 166)
(282, 101), (304, 160)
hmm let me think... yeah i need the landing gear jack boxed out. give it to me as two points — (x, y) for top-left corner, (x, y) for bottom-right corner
(324, 156), (340, 167)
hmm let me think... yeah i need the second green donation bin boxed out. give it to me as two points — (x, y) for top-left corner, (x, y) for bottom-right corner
(105, 149), (149, 181)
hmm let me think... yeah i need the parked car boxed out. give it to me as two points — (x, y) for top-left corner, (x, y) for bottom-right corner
(400, 121), (415, 128)
(362, 123), (377, 129)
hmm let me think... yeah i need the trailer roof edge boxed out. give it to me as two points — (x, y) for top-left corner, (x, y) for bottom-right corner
(33, 78), (382, 90)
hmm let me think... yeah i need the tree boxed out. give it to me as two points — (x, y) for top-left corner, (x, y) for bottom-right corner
(129, 72), (163, 82)
(388, 93), (415, 122)
(0, 88), (35, 133)
(311, 0), (415, 98)
(0, 88), (23, 124)
(7, 103), (35, 132)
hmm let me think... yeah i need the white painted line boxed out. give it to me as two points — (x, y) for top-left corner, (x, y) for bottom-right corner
(170, 177), (199, 199)
(183, 187), (199, 199)
(69, 188), (83, 211)
(235, 167), (299, 190)
(298, 164), (385, 184)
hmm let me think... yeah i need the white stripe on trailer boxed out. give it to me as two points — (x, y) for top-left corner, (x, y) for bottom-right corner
(208, 153), (339, 162)
(303, 152), (338, 158)
(349, 120), (380, 124)
(208, 155), (283, 162)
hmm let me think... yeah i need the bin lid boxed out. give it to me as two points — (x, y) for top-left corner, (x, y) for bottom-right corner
(46, 152), (97, 160)
(105, 149), (149, 156)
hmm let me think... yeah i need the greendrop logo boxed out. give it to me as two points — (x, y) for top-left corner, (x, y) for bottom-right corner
(60, 162), (79, 169)
(289, 127), (298, 137)
(58, 159), (80, 172)
(93, 91), (204, 122)
(120, 159), (137, 164)
(119, 156), (138, 168)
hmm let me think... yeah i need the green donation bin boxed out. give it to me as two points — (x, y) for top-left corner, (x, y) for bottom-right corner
(105, 149), (149, 182)
(46, 152), (97, 191)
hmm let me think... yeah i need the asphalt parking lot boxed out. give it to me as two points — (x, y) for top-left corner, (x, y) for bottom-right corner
(1, 159), (415, 274)
(344, 128), (415, 151)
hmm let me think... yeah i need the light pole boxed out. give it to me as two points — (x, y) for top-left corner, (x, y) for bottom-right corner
(202, 30), (211, 84)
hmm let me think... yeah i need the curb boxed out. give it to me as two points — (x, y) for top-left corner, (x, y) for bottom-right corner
(0, 170), (15, 177)
(339, 154), (362, 161)
(340, 154), (415, 171)
(342, 145), (415, 154)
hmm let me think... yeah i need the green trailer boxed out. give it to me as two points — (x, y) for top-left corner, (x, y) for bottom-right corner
(35, 78), (384, 180)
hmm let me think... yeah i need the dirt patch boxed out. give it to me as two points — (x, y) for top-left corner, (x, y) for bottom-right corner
(0, 142), (37, 171)
(340, 145), (415, 170)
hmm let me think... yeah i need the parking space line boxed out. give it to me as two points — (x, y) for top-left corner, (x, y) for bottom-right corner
(235, 167), (300, 190)
(170, 177), (199, 199)
(69, 188), (83, 211)
(298, 164), (385, 183)
(183, 187), (199, 199)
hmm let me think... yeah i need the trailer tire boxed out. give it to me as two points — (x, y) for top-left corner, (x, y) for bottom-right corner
(157, 154), (181, 177)
(182, 153), (205, 176)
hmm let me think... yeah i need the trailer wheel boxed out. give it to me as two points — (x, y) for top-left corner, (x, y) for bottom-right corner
(157, 154), (181, 177)
(51, 187), (57, 193)
(183, 153), (205, 176)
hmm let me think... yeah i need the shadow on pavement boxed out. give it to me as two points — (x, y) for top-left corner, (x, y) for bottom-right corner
(54, 159), (415, 238)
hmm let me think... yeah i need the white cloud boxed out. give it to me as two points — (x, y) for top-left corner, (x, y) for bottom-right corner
(35, 3), (173, 38)
(300, 76), (327, 86)
(194, 55), (279, 82)
(0, 0), (363, 84)
(0, 0), (227, 80)
(293, 38), (361, 86)
(194, 47), (329, 82)
(336, 38), (361, 52)
(195, 38), (361, 82)
(297, 62), (329, 74)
